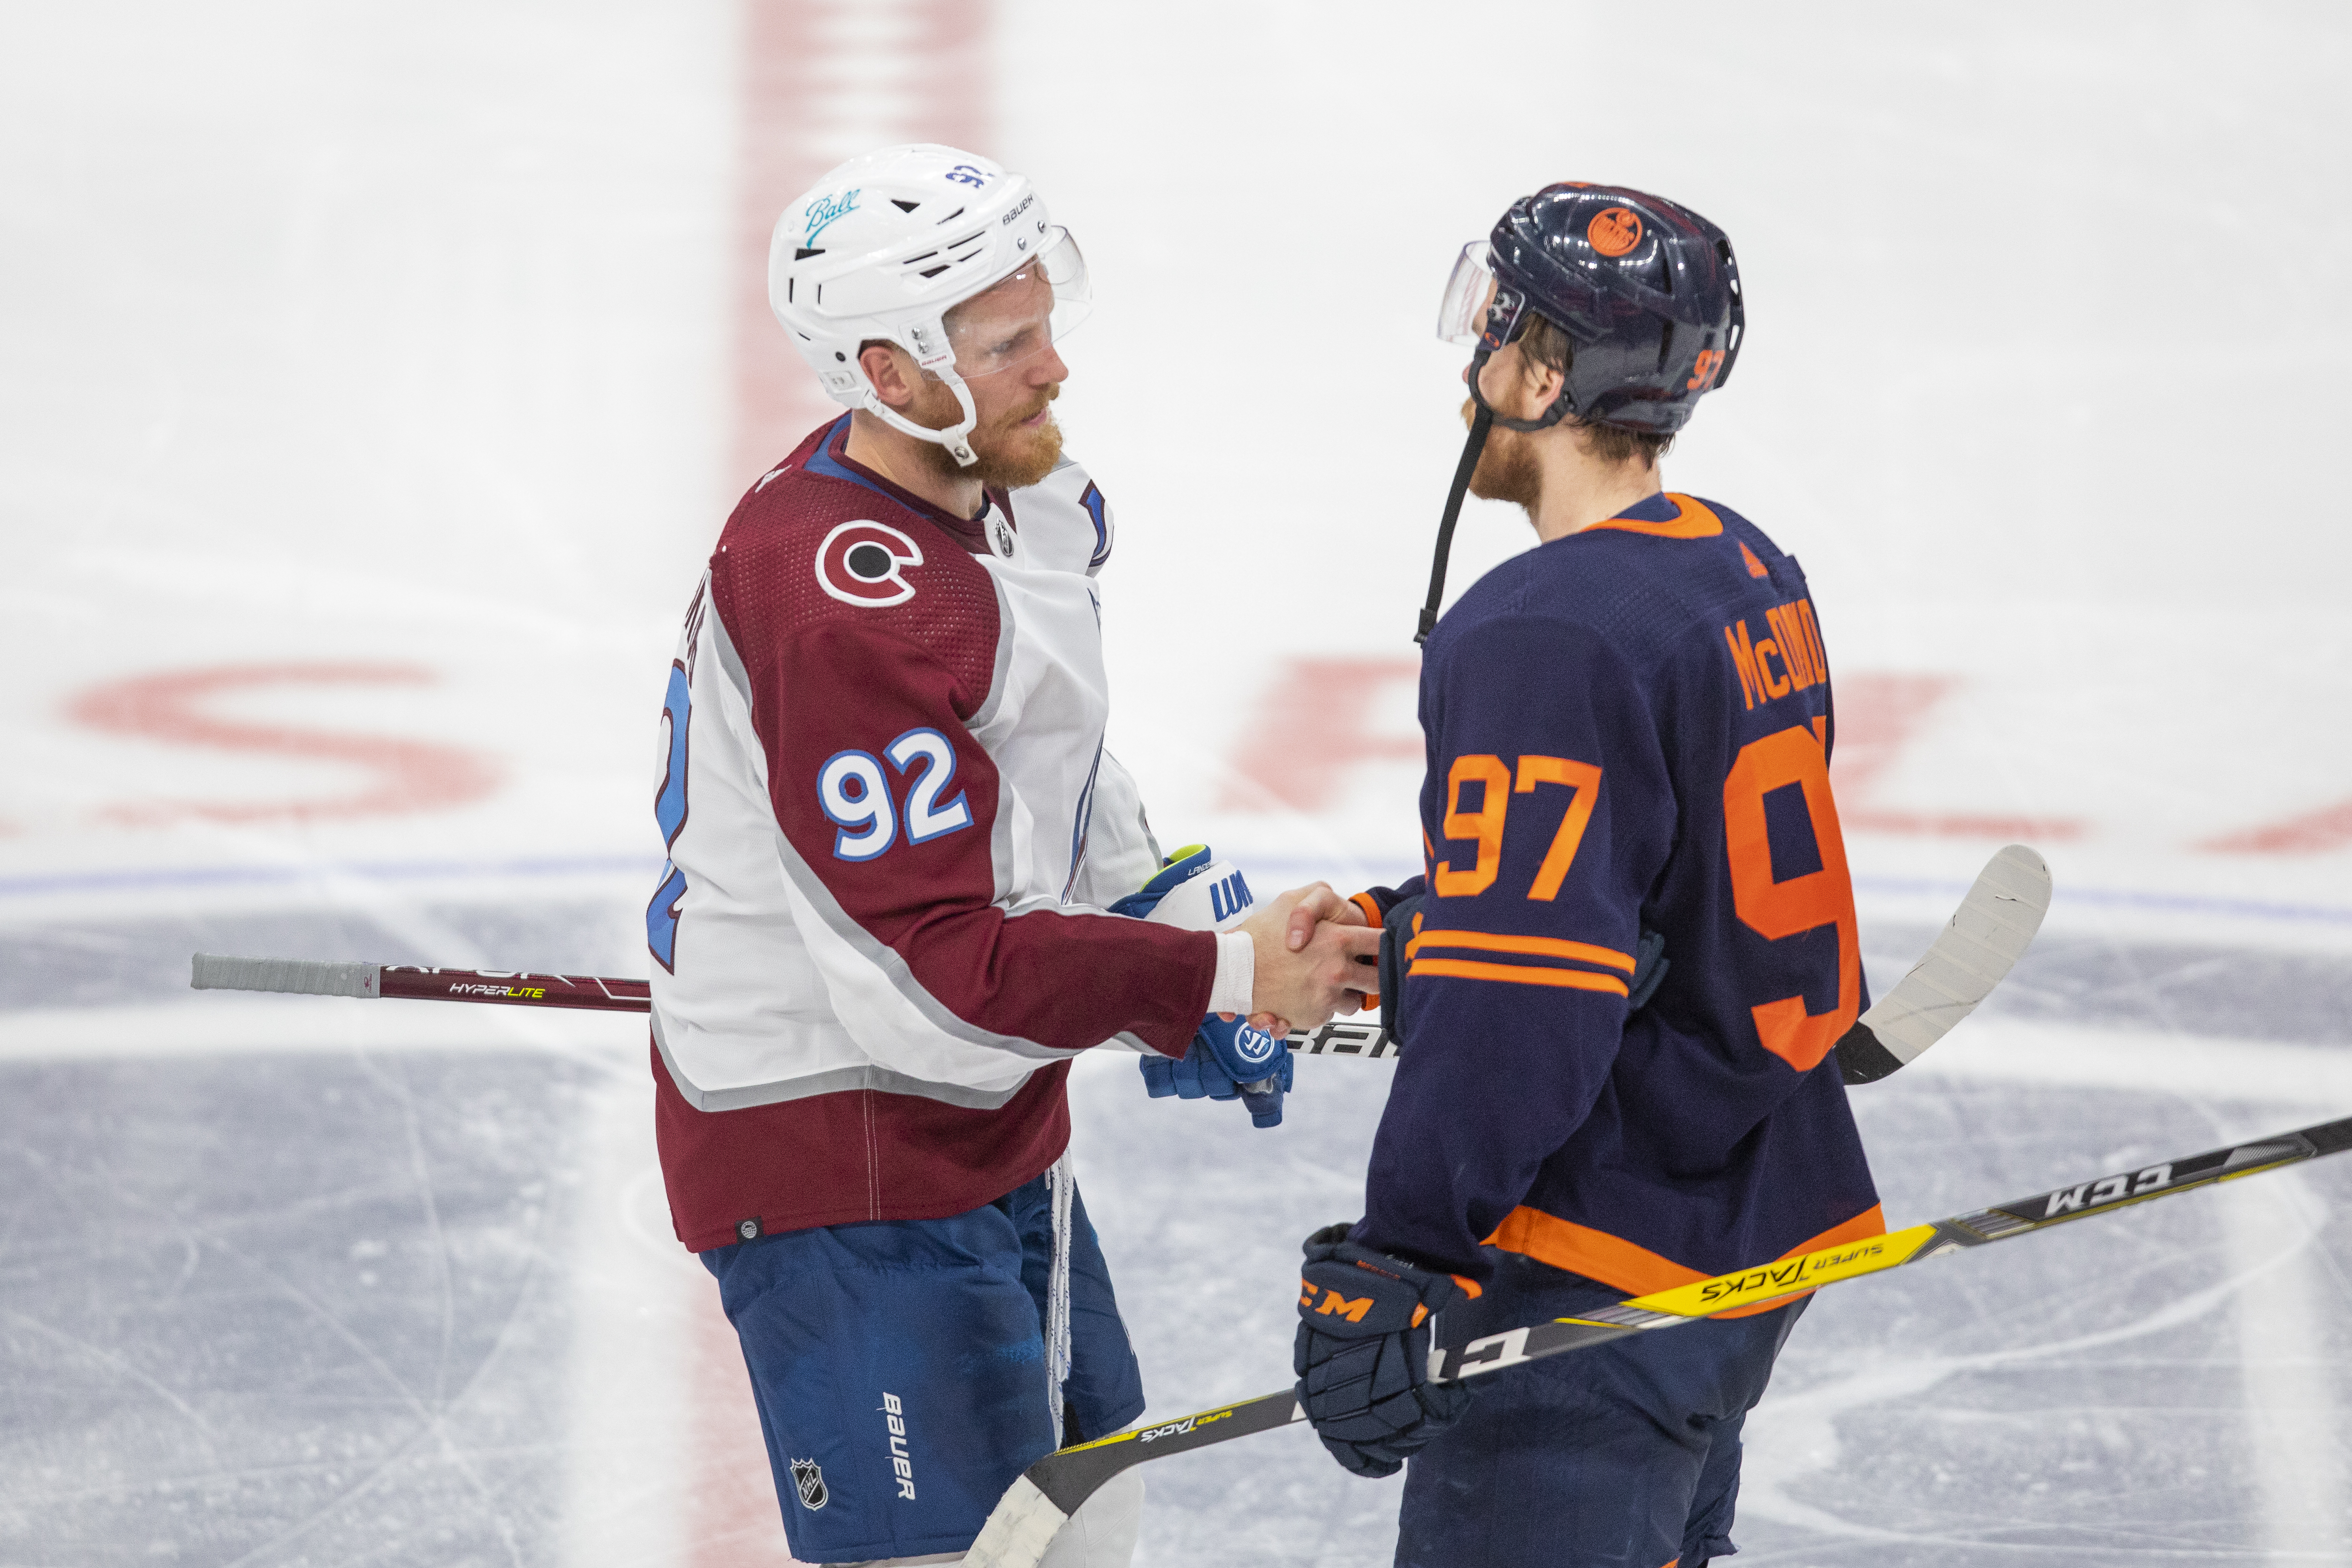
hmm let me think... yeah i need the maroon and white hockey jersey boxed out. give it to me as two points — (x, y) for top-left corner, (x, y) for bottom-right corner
(647, 417), (1241, 1251)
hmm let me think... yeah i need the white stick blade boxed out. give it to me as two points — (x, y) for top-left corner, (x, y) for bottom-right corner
(1861, 844), (2051, 1066)
(964, 1475), (1070, 1568)
(190, 953), (382, 999)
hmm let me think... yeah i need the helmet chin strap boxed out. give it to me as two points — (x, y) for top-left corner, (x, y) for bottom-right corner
(1414, 346), (1580, 645)
(1417, 402), (1491, 646)
(860, 368), (983, 469)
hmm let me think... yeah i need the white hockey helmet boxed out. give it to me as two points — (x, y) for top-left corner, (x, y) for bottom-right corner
(769, 144), (1091, 467)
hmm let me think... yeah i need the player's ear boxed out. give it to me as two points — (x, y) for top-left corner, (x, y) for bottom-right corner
(1519, 354), (1565, 417)
(859, 342), (921, 409)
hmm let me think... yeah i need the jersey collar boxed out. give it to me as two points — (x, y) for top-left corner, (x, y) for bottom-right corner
(804, 414), (1015, 554)
(1585, 491), (1722, 539)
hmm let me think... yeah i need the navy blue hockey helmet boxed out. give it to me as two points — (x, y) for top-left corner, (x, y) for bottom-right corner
(1440, 182), (1744, 434)
(1414, 183), (1743, 641)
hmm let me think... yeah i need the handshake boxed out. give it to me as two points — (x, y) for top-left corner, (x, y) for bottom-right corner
(1112, 848), (1382, 1129)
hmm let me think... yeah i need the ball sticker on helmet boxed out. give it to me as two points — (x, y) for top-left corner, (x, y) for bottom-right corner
(816, 519), (925, 607)
(804, 189), (861, 246)
(1587, 206), (1644, 257)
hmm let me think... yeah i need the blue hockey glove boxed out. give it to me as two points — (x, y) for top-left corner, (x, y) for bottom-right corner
(1108, 843), (1215, 919)
(1293, 1223), (1472, 1477)
(1138, 1014), (1294, 1128)
(1117, 842), (1289, 1127)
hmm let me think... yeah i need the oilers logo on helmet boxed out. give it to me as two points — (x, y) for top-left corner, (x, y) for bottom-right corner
(815, 520), (924, 607)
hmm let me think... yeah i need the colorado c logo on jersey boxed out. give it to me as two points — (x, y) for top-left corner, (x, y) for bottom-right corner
(816, 520), (924, 607)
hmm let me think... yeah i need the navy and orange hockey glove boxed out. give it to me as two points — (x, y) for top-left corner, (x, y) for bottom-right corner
(1293, 1223), (1473, 1477)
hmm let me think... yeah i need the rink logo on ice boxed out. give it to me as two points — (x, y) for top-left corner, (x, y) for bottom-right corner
(789, 1458), (829, 1510)
(881, 1392), (917, 1500)
(804, 188), (860, 244)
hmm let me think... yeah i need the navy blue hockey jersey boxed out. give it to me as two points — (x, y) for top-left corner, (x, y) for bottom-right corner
(1356, 491), (1882, 1307)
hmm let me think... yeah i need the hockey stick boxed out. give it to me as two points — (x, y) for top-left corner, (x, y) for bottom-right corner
(1833, 842), (2048, 1083)
(184, 842), (2049, 1075)
(185, 952), (1388, 1055)
(968, 1107), (2352, 1568)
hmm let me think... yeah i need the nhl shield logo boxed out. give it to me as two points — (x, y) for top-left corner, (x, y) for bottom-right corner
(789, 1457), (829, 1510)
(988, 514), (1016, 558)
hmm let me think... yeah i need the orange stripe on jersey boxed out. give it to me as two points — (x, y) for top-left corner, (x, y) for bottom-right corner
(1486, 1203), (1889, 1317)
(1406, 958), (1630, 996)
(1739, 539), (1769, 578)
(1406, 929), (1635, 972)
(1586, 492), (1723, 539)
(1486, 1209), (1704, 1297)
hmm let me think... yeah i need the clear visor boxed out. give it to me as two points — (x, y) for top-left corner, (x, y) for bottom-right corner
(1436, 240), (1500, 346)
(943, 228), (1093, 379)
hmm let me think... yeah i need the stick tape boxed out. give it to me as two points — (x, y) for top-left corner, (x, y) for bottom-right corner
(190, 953), (382, 999)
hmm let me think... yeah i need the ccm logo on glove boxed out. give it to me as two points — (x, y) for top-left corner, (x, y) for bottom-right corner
(1300, 1278), (1433, 1327)
(1302, 1284), (1376, 1323)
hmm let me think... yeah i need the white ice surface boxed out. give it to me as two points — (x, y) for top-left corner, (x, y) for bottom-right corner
(5, 2), (2352, 1564)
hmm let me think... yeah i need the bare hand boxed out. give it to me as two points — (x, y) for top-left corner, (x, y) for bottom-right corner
(1238, 883), (1380, 1034)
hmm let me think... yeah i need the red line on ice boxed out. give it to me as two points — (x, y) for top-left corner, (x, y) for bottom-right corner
(67, 662), (501, 826)
(691, 6), (998, 1564)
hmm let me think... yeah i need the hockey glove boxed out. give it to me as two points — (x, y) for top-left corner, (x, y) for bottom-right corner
(1118, 843), (1289, 1126)
(1139, 1015), (1294, 1128)
(1293, 1223), (1472, 1477)
(1108, 843), (1254, 926)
